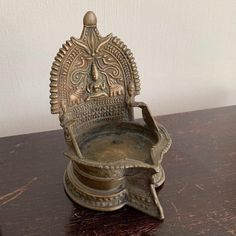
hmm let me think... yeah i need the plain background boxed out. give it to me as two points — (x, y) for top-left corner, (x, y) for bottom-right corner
(0, 0), (236, 137)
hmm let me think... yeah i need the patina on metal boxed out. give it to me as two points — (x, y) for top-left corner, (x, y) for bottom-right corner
(49, 11), (171, 219)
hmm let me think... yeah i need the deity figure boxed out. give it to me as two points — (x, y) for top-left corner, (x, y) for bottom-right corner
(86, 62), (108, 100)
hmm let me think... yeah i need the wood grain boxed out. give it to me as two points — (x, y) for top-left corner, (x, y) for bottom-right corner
(0, 106), (236, 235)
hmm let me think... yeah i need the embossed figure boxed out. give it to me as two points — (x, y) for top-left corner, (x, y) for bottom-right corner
(70, 81), (85, 105)
(86, 63), (108, 100)
(107, 78), (124, 97)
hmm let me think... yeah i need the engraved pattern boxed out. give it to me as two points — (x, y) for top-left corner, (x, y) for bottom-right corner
(49, 14), (140, 118)
(70, 97), (128, 125)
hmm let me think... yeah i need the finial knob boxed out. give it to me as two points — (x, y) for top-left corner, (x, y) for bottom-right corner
(83, 11), (97, 27)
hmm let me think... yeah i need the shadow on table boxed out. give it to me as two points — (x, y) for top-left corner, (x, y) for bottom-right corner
(64, 202), (161, 236)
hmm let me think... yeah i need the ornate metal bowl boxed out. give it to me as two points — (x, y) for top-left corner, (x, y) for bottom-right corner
(50, 11), (171, 219)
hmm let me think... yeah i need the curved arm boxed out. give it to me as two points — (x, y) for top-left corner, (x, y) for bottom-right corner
(130, 101), (159, 132)
(66, 124), (84, 159)
(130, 101), (166, 165)
(59, 109), (84, 160)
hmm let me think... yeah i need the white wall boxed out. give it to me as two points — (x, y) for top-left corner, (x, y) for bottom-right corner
(0, 0), (236, 137)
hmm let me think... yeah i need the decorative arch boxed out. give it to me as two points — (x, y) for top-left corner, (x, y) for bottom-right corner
(49, 11), (140, 114)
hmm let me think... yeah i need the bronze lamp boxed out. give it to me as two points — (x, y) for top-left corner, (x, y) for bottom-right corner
(49, 11), (171, 219)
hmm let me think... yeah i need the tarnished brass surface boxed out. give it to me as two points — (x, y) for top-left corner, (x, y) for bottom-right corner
(49, 11), (171, 219)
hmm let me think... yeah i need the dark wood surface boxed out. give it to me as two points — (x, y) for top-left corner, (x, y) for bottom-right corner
(0, 106), (236, 236)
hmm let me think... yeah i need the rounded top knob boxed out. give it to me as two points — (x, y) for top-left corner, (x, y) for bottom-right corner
(83, 11), (97, 27)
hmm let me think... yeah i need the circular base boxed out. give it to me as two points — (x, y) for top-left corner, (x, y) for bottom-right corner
(64, 161), (166, 213)
(64, 161), (127, 211)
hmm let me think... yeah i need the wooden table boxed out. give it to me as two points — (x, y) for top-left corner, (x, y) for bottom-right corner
(1, 106), (236, 236)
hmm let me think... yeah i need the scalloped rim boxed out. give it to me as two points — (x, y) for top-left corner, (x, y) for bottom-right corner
(49, 39), (74, 114)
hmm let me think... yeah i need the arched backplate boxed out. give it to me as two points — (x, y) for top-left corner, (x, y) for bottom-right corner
(50, 11), (140, 125)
